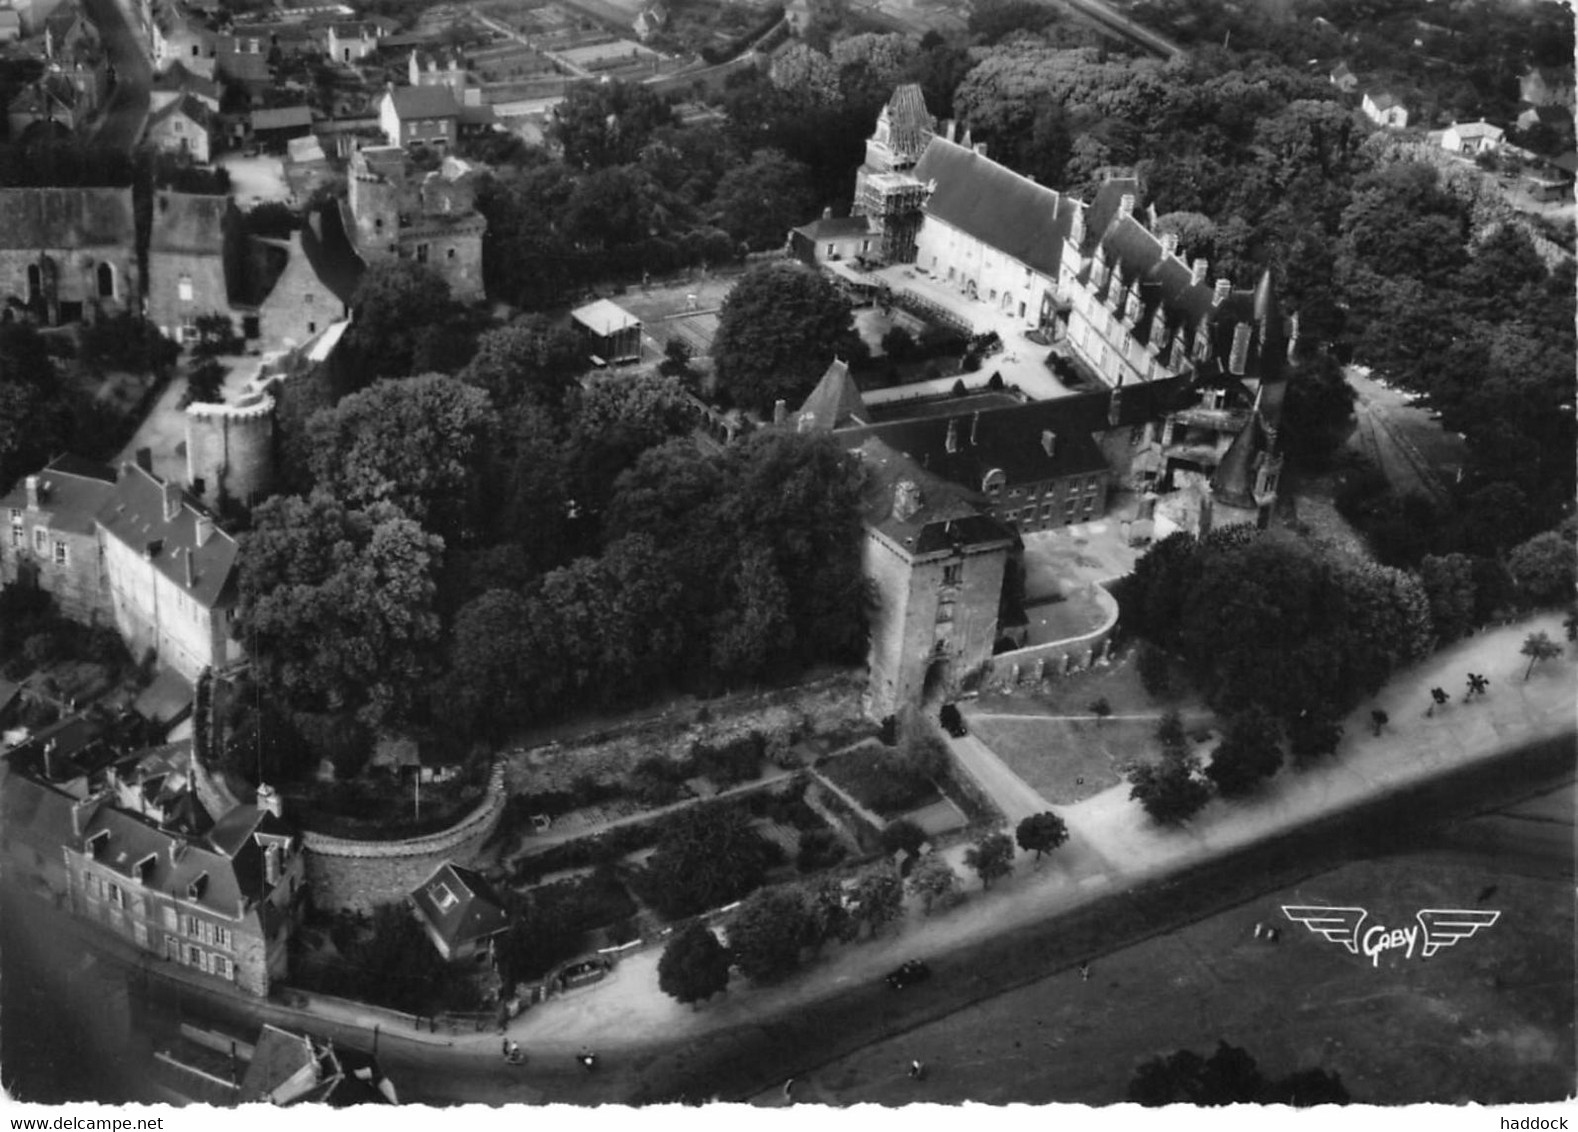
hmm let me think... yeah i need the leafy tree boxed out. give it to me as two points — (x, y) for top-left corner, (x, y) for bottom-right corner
(1287, 711), (1342, 767)
(657, 922), (732, 1007)
(1419, 553), (1479, 643)
(728, 887), (813, 983)
(550, 80), (676, 169)
(798, 875), (856, 950)
(637, 804), (775, 919)
(1520, 631), (1561, 680)
(1205, 706), (1283, 798)
(461, 319), (584, 412)
(1136, 640), (1174, 696)
(847, 866), (905, 936)
(711, 260), (853, 412)
(1128, 753), (1211, 825)
(444, 588), (561, 738)
(1088, 697), (1112, 722)
(658, 338), (695, 381)
(1369, 708), (1389, 737)
(713, 148), (815, 251)
(880, 817), (928, 858)
(1015, 811), (1069, 860)
(235, 494), (443, 731)
(1263, 1067), (1351, 1106)
(1155, 709), (1188, 757)
(0, 323), (71, 487)
(881, 325), (915, 361)
(1131, 1041), (1348, 1106)
(342, 260), (457, 389)
(965, 831), (1015, 889)
(1507, 530), (1578, 607)
(305, 373), (494, 540)
(1564, 608), (1578, 643)
(496, 899), (582, 986)
(182, 356), (226, 407)
(1279, 354), (1355, 468)
(906, 852), (960, 913)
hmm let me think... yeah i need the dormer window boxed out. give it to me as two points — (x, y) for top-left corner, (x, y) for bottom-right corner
(87, 830), (110, 858)
(432, 881), (459, 912)
(136, 854), (157, 884)
(187, 871), (208, 900)
(982, 468), (1006, 496)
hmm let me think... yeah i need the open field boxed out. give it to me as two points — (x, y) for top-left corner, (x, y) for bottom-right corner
(964, 714), (1213, 805)
(615, 275), (739, 352)
(767, 832), (1576, 1104)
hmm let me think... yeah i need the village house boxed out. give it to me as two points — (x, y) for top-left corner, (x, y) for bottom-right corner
(1329, 61), (1357, 93)
(0, 185), (138, 324)
(1361, 91), (1410, 129)
(632, 3), (665, 41)
(0, 453), (244, 680)
(149, 59), (221, 114)
(145, 93), (215, 162)
(215, 35), (272, 96)
(789, 209), (875, 267)
(570, 298), (642, 364)
(407, 48), (467, 99)
(1440, 119), (1505, 156)
(7, 72), (90, 138)
(249, 104), (313, 151)
(379, 82), (459, 148)
(238, 1026), (398, 1104)
(150, 0), (215, 72)
(344, 145), (484, 300)
(323, 20), (382, 63)
(42, 0), (97, 58)
(409, 862), (510, 962)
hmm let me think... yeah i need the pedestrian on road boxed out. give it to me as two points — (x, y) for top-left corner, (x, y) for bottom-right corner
(1078, 961), (1091, 981)
(501, 1038), (510, 1059)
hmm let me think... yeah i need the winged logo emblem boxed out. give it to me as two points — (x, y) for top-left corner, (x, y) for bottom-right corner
(1280, 905), (1367, 954)
(1416, 909), (1501, 958)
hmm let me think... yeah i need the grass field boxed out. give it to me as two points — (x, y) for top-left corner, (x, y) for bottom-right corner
(776, 827), (1576, 1104)
(966, 715), (1215, 805)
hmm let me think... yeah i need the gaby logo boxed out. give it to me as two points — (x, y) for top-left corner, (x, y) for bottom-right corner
(1281, 906), (1501, 967)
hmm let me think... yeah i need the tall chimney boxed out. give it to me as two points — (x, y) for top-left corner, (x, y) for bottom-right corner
(24, 475), (42, 509)
(195, 515), (215, 548)
(1213, 278), (1232, 305)
(1041, 429), (1057, 458)
(969, 411), (980, 446)
(1191, 259), (1208, 286)
(773, 399), (788, 425)
(1118, 193), (1136, 218)
(1159, 231), (1179, 257)
(256, 782), (283, 818)
(182, 547), (194, 588)
(135, 447), (154, 473)
(945, 418), (959, 454)
(162, 480), (182, 522)
(973, 142), (988, 157)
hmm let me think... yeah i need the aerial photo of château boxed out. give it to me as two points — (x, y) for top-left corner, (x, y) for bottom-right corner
(0, 0), (1573, 1114)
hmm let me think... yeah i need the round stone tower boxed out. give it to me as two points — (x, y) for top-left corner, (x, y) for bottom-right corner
(184, 394), (276, 508)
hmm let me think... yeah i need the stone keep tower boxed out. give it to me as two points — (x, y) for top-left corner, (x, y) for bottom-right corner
(347, 148), (403, 261)
(185, 394), (276, 508)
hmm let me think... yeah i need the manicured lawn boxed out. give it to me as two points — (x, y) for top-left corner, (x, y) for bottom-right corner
(967, 716), (1160, 804)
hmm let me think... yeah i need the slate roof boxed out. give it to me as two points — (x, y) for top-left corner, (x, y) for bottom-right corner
(148, 93), (213, 133)
(302, 202), (365, 304)
(797, 357), (867, 430)
(911, 137), (1074, 278)
(96, 462), (239, 611)
(239, 1026), (396, 1106)
(149, 191), (227, 254)
(216, 49), (270, 85)
(251, 105), (313, 131)
(1448, 119), (1504, 141)
(793, 214), (872, 241)
(843, 436), (1011, 556)
(1367, 91), (1400, 111)
(839, 377), (1198, 501)
(75, 798), (292, 920)
(571, 297), (639, 337)
(387, 84), (459, 120)
(409, 862), (510, 955)
(151, 61), (221, 102)
(0, 454), (118, 535)
(0, 763), (84, 859)
(0, 187), (135, 250)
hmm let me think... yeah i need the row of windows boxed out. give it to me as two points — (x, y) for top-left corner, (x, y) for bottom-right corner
(1006, 477), (1102, 501)
(14, 528), (71, 564)
(1000, 499), (1098, 527)
(165, 934), (235, 980)
(85, 871), (232, 949)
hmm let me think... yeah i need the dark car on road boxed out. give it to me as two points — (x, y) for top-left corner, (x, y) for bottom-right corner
(886, 959), (931, 989)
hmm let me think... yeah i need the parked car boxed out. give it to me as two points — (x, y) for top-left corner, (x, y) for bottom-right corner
(886, 959), (931, 989)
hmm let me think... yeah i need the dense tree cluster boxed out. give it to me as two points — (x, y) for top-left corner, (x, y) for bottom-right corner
(1129, 1040), (1350, 1106)
(1119, 528), (1432, 727)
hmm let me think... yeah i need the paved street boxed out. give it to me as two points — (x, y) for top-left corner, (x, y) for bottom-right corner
(80, 0), (150, 155)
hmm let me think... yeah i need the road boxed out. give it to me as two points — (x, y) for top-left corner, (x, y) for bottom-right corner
(80, 0), (151, 154)
(1345, 366), (1465, 505)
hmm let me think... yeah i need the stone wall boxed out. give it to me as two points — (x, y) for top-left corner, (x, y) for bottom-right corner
(981, 584), (1120, 688)
(302, 764), (506, 913)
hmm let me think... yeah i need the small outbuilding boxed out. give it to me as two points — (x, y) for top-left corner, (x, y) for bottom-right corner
(408, 861), (511, 962)
(570, 298), (642, 365)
